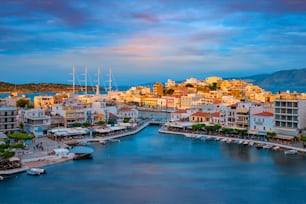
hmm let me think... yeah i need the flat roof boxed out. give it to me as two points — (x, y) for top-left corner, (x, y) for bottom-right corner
(0, 107), (17, 111)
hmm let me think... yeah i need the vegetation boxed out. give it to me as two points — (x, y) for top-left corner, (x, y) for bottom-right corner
(209, 82), (218, 91)
(300, 136), (306, 142)
(123, 117), (131, 123)
(7, 133), (34, 140)
(185, 83), (194, 88)
(192, 124), (206, 130)
(108, 120), (116, 125)
(267, 132), (277, 137)
(16, 99), (31, 108)
(166, 89), (175, 95)
(0, 82), (97, 93)
(0, 151), (15, 159)
(98, 121), (105, 125)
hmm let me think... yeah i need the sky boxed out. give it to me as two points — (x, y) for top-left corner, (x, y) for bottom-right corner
(0, 0), (306, 86)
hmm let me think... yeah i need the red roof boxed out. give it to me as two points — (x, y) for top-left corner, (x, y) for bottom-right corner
(109, 112), (118, 117)
(253, 112), (274, 117)
(119, 107), (132, 111)
(211, 112), (221, 117)
(175, 110), (187, 114)
(213, 99), (222, 104)
(191, 112), (211, 117)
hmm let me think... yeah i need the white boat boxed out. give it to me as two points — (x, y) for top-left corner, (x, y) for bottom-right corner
(109, 138), (120, 142)
(263, 145), (272, 149)
(284, 150), (298, 155)
(0, 176), (3, 180)
(27, 168), (46, 176)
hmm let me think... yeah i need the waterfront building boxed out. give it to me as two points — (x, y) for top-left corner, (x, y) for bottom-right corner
(235, 102), (252, 129)
(170, 109), (192, 122)
(118, 106), (138, 121)
(249, 112), (274, 135)
(34, 95), (55, 110)
(226, 104), (237, 127)
(20, 109), (51, 137)
(50, 114), (65, 128)
(189, 111), (224, 125)
(274, 97), (306, 137)
(0, 107), (18, 133)
(153, 82), (164, 97)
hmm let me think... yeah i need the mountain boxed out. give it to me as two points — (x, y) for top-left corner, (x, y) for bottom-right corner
(240, 68), (306, 93)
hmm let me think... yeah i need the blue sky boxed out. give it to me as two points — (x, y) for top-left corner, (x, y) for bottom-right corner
(1, 0), (306, 86)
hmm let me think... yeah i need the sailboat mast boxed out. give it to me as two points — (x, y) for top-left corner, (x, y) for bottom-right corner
(96, 66), (100, 95)
(108, 68), (112, 93)
(84, 66), (88, 95)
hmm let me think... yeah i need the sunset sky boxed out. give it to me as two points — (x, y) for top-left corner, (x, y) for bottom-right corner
(1, 0), (306, 85)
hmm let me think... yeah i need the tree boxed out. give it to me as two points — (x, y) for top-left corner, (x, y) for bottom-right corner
(185, 83), (194, 88)
(98, 121), (105, 125)
(72, 123), (82, 127)
(19, 122), (24, 130)
(16, 99), (31, 108)
(166, 89), (175, 95)
(7, 133), (35, 140)
(123, 117), (131, 123)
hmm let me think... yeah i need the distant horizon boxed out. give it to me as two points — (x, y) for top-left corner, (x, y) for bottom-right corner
(1, 66), (305, 86)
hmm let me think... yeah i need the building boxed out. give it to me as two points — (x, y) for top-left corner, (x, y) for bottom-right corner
(0, 107), (18, 133)
(249, 112), (274, 135)
(34, 95), (55, 110)
(153, 82), (163, 96)
(118, 106), (138, 121)
(274, 98), (306, 136)
(20, 109), (51, 137)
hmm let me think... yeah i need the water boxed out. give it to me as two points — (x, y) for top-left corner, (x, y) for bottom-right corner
(1, 125), (306, 204)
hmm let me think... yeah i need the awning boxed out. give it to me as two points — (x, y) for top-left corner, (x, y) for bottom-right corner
(274, 134), (295, 140)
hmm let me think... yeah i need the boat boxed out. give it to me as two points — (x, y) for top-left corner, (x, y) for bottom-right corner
(31, 168), (46, 174)
(263, 145), (272, 149)
(99, 140), (107, 145)
(256, 144), (264, 149)
(284, 150), (298, 155)
(27, 169), (40, 176)
(0, 176), (3, 180)
(273, 146), (280, 151)
(109, 139), (120, 142)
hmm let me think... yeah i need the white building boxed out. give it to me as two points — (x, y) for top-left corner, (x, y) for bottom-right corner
(21, 109), (51, 137)
(118, 106), (138, 121)
(274, 99), (306, 136)
(249, 112), (274, 135)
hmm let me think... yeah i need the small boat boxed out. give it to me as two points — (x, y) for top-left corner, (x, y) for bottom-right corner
(31, 168), (46, 174)
(109, 139), (120, 142)
(248, 142), (254, 146)
(243, 141), (249, 145)
(256, 144), (264, 149)
(263, 145), (272, 149)
(99, 140), (107, 145)
(273, 146), (280, 151)
(284, 150), (298, 155)
(27, 169), (40, 176)
(0, 176), (3, 180)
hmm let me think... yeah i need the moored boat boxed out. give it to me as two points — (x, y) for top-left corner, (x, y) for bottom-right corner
(284, 150), (298, 155)
(273, 146), (280, 151)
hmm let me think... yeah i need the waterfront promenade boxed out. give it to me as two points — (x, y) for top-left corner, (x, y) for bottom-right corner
(159, 128), (306, 153)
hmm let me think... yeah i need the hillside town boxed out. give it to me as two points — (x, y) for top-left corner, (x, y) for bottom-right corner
(1, 76), (306, 171)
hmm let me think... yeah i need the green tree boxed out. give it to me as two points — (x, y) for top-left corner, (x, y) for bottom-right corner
(98, 121), (105, 125)
(123, 117), (131, 123)
(7, 133), (34, 140)
(72, 123), (82, 127)
(16, 99), (31, 108)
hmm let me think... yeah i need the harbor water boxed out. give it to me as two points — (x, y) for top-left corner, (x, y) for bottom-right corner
(1, 125), (306, 204)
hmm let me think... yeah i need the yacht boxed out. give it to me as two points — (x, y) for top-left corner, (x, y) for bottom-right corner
(284, 150), (298, 155)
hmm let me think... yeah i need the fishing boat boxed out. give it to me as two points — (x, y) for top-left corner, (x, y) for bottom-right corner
(31, 168), (46, 174)
(273, 146), (280, 151)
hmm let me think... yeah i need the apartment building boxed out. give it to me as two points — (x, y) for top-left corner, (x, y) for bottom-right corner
(0, 107), (18, 133)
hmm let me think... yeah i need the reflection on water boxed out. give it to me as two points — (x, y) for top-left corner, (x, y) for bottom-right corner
(1, 125), (306, 204)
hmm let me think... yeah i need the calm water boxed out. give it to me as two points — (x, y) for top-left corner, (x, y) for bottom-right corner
(1, 125), (306, 204)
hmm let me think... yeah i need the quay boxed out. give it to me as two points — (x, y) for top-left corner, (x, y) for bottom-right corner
(76, 120), (151, 144)
(159, 128), (306, 154)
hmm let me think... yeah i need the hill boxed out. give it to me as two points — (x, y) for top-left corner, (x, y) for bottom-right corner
(0, 82), (98, 93)
(240, 68), (306, 93)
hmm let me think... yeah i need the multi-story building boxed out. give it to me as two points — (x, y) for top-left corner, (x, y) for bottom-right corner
(274, 98), (306, 136)
(118, 106), (138, 121)
(20, 109), (51, 137)
(34, 95), (55, 110)
(0, 107), (18, 133)
(153, 82), (164, 96)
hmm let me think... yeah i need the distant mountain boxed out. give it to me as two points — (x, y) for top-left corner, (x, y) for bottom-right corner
(240, 68), (306, 93)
